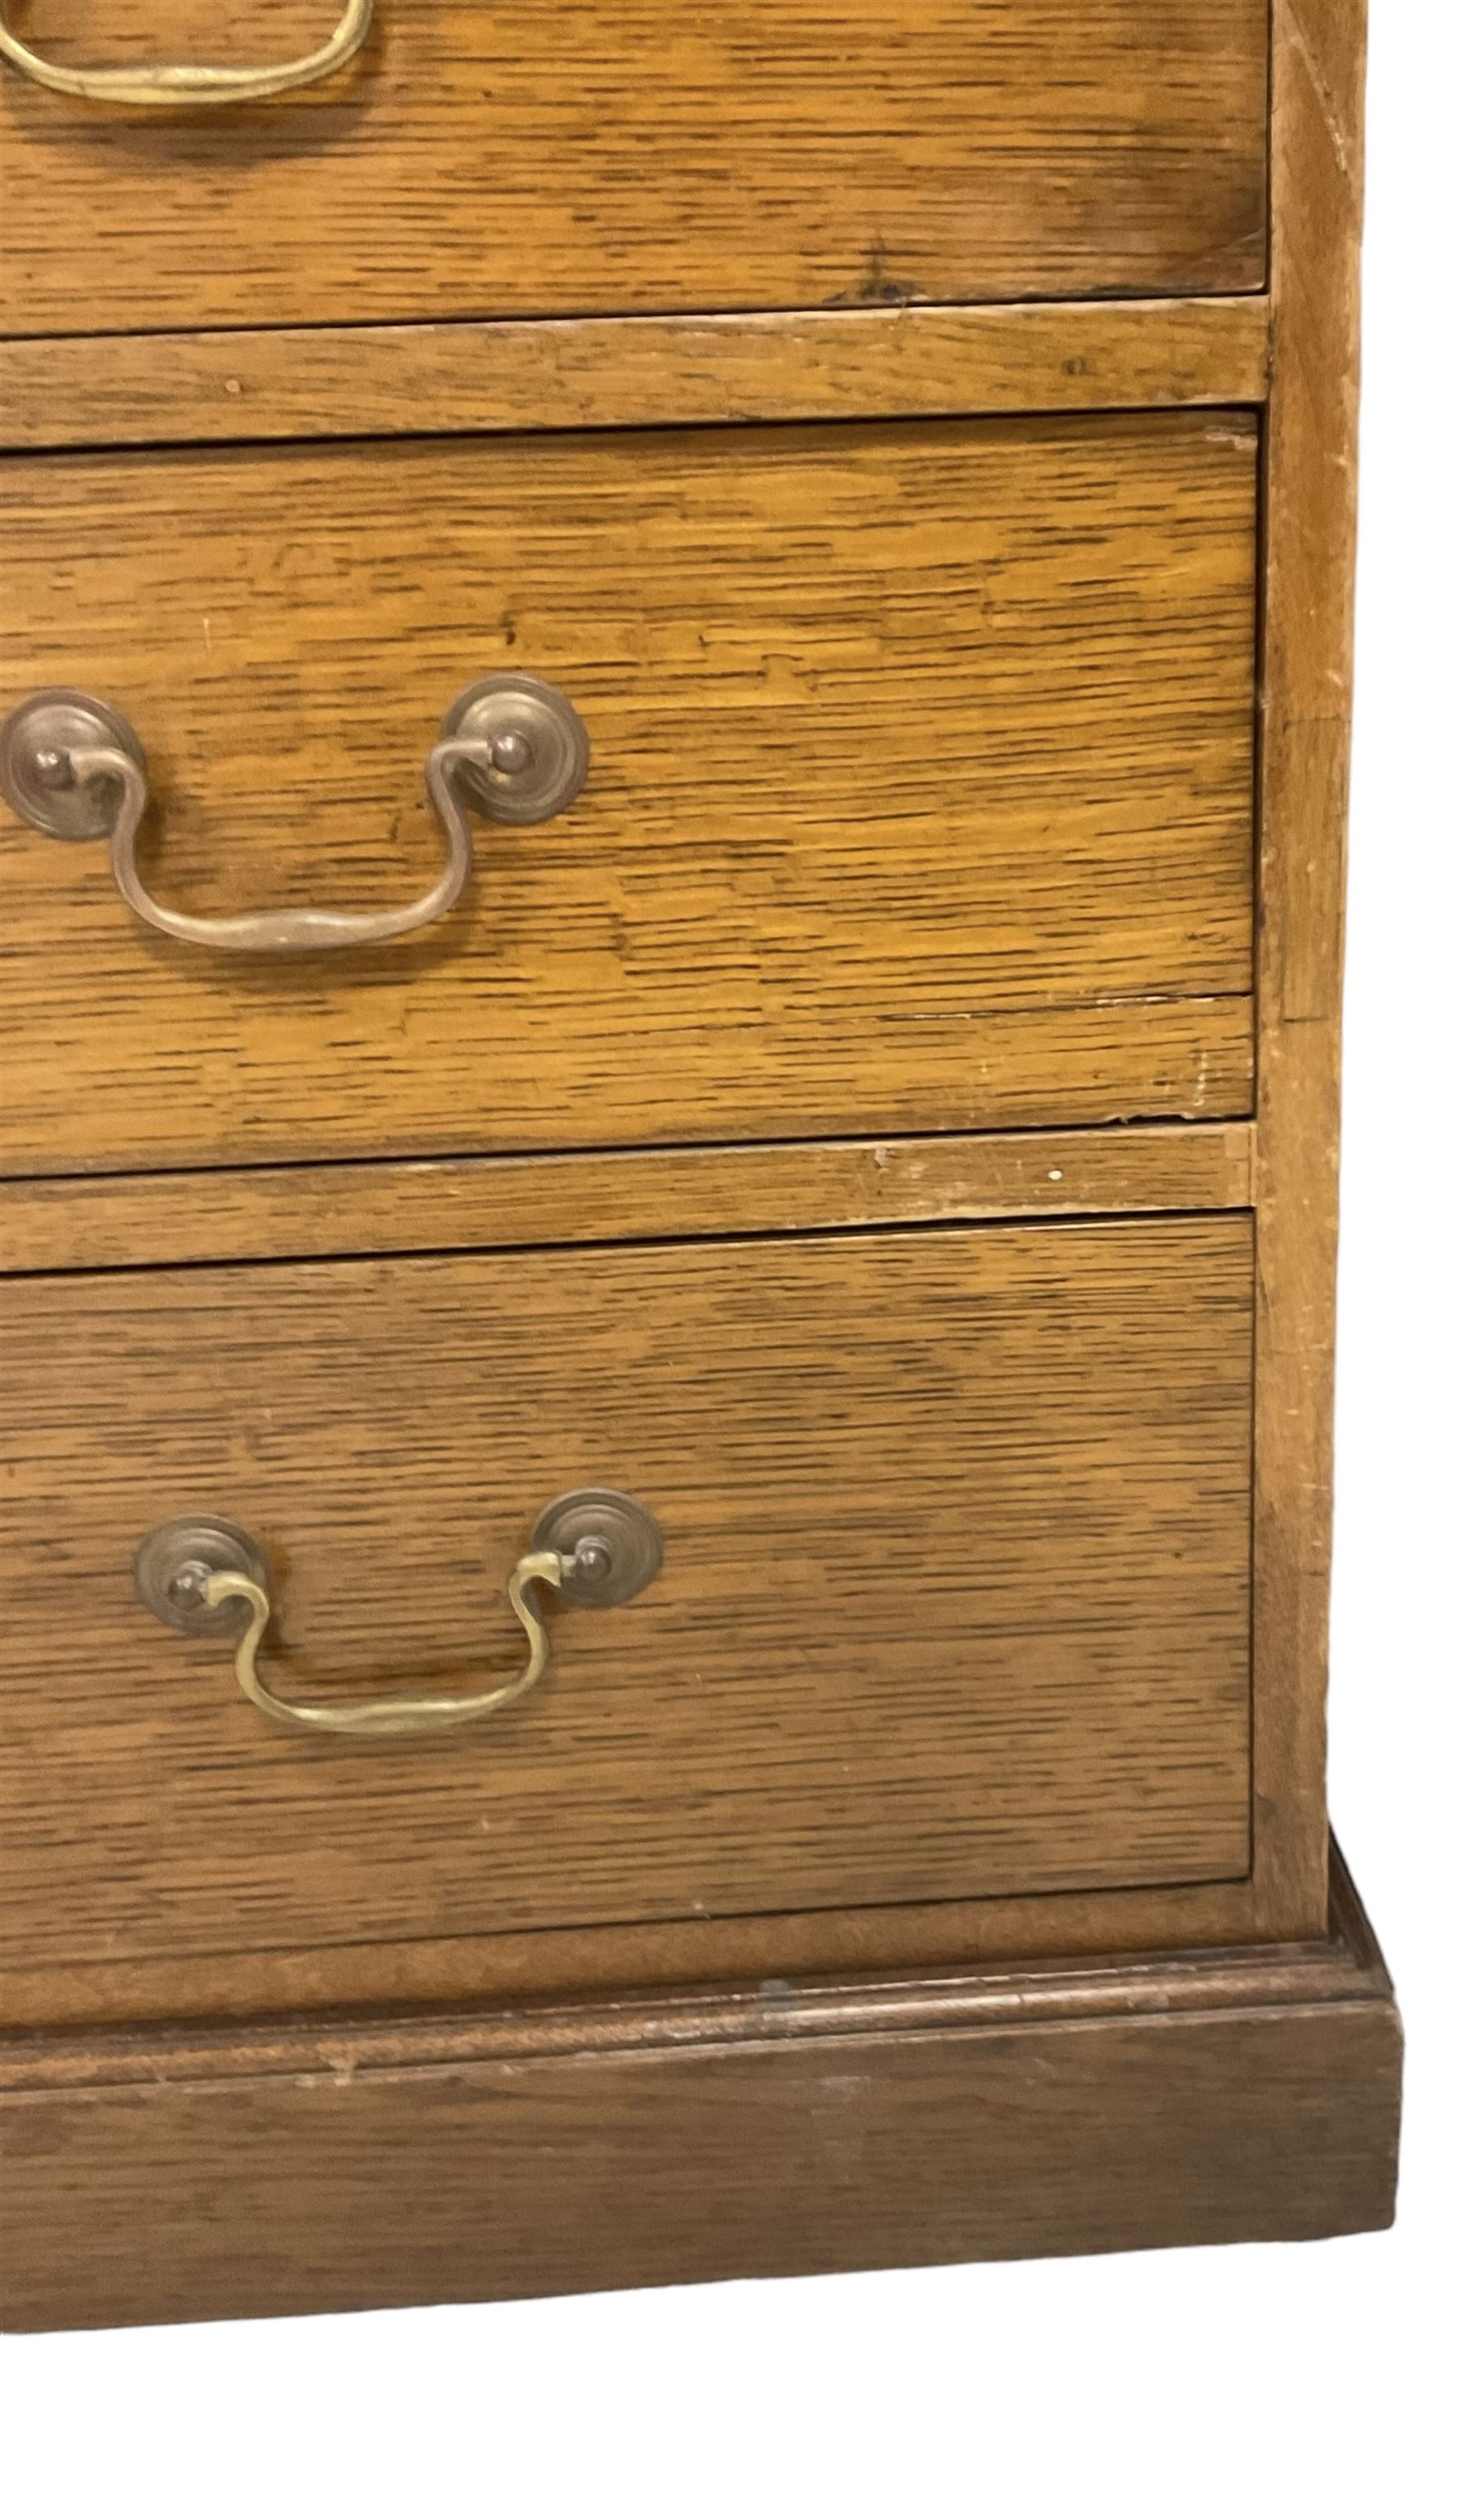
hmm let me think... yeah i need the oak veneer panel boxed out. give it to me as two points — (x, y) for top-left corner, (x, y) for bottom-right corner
(0, 1868), (1399, 2331)
(0, 414), (1258, 1177)
(0, 300), (1274, 455)
(0, 1), (1268, 341)
(0, 1218), (1253, 1984)
(0, 1123), (1255, 1277)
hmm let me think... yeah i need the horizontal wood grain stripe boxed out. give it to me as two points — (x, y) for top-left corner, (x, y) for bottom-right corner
(0, 1124), (1254, 1275)
(0, 299), (1272, 453)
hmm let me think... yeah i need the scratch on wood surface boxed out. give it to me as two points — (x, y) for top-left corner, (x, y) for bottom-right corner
(1284, 5), (1360, 193)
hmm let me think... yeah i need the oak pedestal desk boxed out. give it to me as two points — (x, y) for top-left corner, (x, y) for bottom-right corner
(0, 2), (1398, 2329)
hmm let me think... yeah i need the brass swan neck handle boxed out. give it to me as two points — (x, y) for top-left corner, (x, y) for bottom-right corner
(205, 1553), (570, 1738)
(0, 679), (589, 953)
(134, 1492), (664, 1741)
(0, 0), (374, 107)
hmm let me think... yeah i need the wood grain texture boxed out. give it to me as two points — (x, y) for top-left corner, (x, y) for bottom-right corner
(0, 1), (1268, 341)
(0, 1219), (1254, 1987)
(0, 1121), (1253, 1277)
(0, 1857), (1399, 2332)
(0, 0), (1387, 2328)
(1247, 1), (1369, 1939)
(0, 414), (1259, 1178)
(0, 298), (1273, 454)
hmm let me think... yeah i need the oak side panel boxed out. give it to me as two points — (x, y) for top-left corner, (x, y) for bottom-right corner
(0, 416), (1257, 1177)
(1250, 1), (1369, 1937)
(0, 1), (1268, 339)
(0, 1123), (1255, 1277)
(0, 300), (1272, 455)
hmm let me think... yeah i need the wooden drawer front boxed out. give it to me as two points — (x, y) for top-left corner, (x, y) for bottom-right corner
(0, 416), (1257, 1177)
(0, 1219), (1253, 1978)
(0, 3), (1268, 340)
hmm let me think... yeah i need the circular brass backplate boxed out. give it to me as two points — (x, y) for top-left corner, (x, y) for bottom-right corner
(442, 673), (589, 824)
(0, 688), (145, 839)
(532, 1488), (665, 1608)
(134, 1515), (269, 1637)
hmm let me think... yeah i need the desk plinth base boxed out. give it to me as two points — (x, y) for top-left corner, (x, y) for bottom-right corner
(0, 1848), (1400, 2330)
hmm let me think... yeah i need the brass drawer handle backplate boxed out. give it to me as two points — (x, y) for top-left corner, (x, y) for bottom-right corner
(134, 1492), (664, 1738)
(0, 678), (589, 952)
(0, 0), (373, 106)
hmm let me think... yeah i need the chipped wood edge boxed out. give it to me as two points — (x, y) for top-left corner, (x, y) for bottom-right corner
(0, 298), (1272, 453)
(1249, 0), (1368, 1938)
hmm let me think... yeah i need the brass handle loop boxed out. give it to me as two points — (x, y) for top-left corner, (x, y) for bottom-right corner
(0, 679), (589, 954)
(72, 732), (482, 954)
(133, 1492), (665, 1741)
(205, 1552), (566, 1737)
(0, 0), (373, 106)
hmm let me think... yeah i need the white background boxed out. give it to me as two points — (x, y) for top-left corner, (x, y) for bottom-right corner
(3, 5), (1479, 2508)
